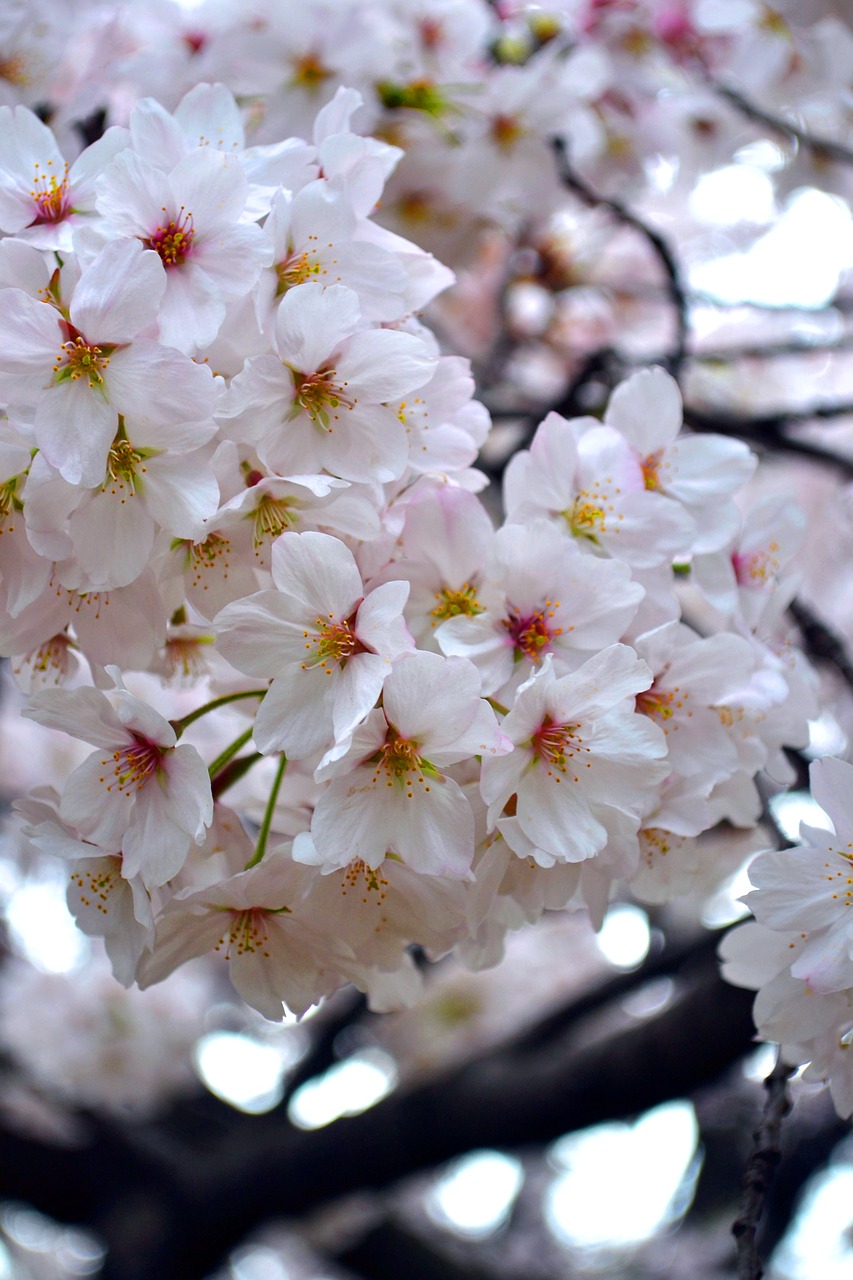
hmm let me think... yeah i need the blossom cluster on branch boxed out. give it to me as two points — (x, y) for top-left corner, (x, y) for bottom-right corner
(0, 0), (851, 1130)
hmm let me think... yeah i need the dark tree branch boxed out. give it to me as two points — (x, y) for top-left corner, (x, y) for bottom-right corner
(732, 1053), (795, 1280)
(683, 406), (853, 478)
(0, 932), (757, 1280)
(789, 596), (853, 694)
(551, 138), (689, 380)
(713, 81), (853, 168)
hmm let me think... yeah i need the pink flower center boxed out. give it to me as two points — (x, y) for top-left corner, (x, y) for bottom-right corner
(503, 603), (562, 662)
(145, 207), (195, 267)
(732, 544), (780, 588)
(532, 716), (589, 781)
(101, 735), (164, 795)
(30, 162), (70, 225)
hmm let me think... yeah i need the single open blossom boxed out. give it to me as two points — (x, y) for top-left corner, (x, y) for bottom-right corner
(308, 651), (510, 877)
(503, 410), (695, 569)
(480, 647), (669, 868)
(0, 104), (129, 250)
(743, 756), (853, 996)
(215, 529), (414, 757)
(603, 366), (756, 553)
(219, 282), (437, 482)
(22, 675), (213, 889)
(136, 851), (357, 1019)
(436, 519), (644, 697)
(17, 788), (154, 986)
(0, 238), (217, 488)
(95, 143), (271, 353)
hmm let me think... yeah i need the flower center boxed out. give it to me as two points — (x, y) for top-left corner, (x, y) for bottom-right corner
(491, 113), (524, 150)
(732, 544), (780, 587)
(640, 827), (686, 870)
(503, 603), (562, 662)
(275, 248), (325, 294)
(144, 206), (195, 267)
(641, 449), (664, 491)
(302, 613), (366, 672)
(30, 162), (71, 225)
(54, 332), (111, 389)
(12, 632), (73, 685)
(340, 858), (389, 903)
(217, 908), (280, 959)
(431, 583), (484, 624)
(100, 734), (163, 795)
(290, 368), (355, 430)
(291, 51), (331, 88)
(532, 716), (589, 781)
(69, 855), (124, 914)
(563, 483), (618, 544)
(104, 437), (146, 496)
(0, 476), (22, 533)
(0, 56), (28, 86)
(251, 494), (297, 553)
(636, 684), (686, 728)
(371, 729), (433, 798)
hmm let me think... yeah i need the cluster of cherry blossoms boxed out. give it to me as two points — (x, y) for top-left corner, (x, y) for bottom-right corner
(0, 71), (821, 1030)
(722, 757), (853, 1120)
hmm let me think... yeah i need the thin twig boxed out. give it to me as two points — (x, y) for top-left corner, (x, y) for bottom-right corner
(732, 1052), (795, 1280)
(551, 137), (689, 380)
(715, 81), (853, 168)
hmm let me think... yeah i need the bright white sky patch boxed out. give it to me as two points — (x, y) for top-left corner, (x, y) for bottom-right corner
(228, 1244), (290, 1280)
(5, 880), (89, 974)
(767, 790), (834, 844)
(194, 1031), (295, 1114)
(427, 1151), (524, 1239)
(689, 164), (776, 226)
(691, 187), (853, 308)
(545, 1101), (699, 1250)
(771, 1165), (853, 1278)
(288, 1048), (397, 1130)
(595, 903), (651, 969)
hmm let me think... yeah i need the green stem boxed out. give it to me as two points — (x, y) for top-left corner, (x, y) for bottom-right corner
(208, 726), (255, 779)
(170, 688), (266, 737)
(211, 752), (264, 801)
(245, 754), (287, 870)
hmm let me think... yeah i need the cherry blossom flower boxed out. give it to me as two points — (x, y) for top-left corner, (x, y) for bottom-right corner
(309, 651), (510, 877)
(95, 143), (271, 353)
(0, 105), (128, 250)
(136, 851), (357, 1019)
(219, 281), (436, 481)
(480, 647), (668, 868)
(0, 238), (217, 488)
(215, 529), (414, 757)
(436, 519), (644, 697)
(22, 677), (213, 889)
